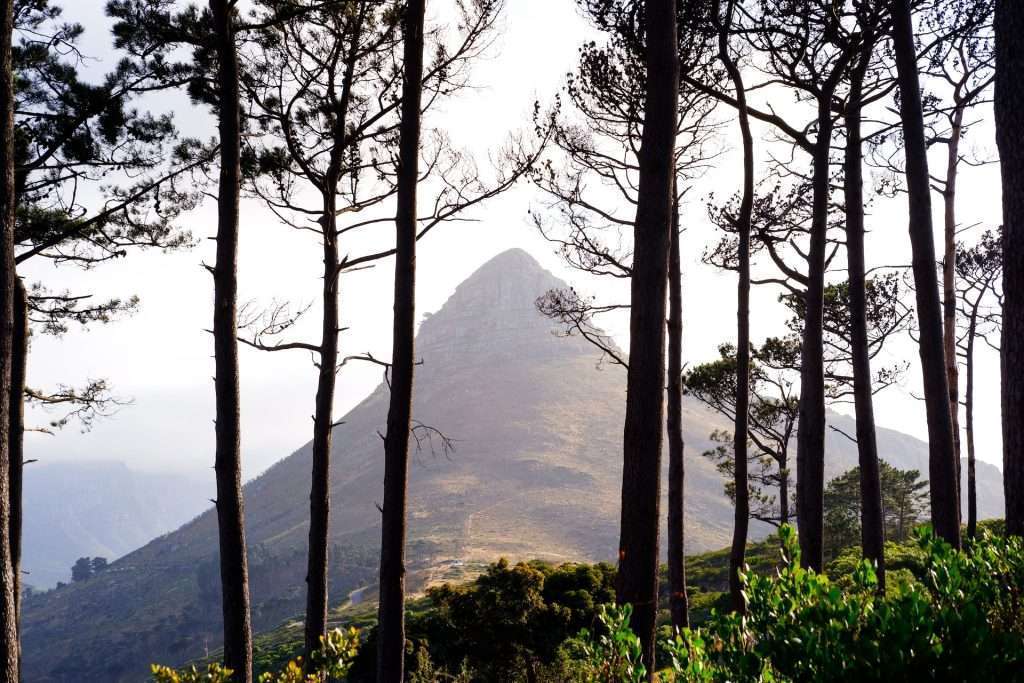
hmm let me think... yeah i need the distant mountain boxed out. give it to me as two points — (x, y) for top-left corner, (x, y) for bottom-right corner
(20, 248), (1005, 682)
(22, 461), (212, 589)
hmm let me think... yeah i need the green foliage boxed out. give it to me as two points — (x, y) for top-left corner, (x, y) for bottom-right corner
(823, 462), (929, 561)
(349, 558), (617, 680)
(564, 604), (647, 683)
(153, 627), (359, 683)
(664, 525), (1024, 682)
(150, 663), (233, 683)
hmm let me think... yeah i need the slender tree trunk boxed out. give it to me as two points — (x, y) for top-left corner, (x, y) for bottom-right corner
(7, 277), (22, 646)
(995, 0), (1024, 538)
(303, 8), (365, 662)
(303, 202), (340, 662)
(779, 454), (789, 527)
(943, 104), (965, 523)
(892, 0), (961, 548)
(376, 0), (424, 678)
(716, 0), (754, 614)
(965, 310), (978, 539)
(666, 197), (688, 631)
(209, 2), (252, 679)
(795, 104), (835, 572)
(844, 53), (886, 590)
(616, 0), (677, 673)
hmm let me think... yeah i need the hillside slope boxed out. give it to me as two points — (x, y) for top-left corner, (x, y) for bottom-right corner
(22, 461), (211, 589)
(21, 249), (1004, 682)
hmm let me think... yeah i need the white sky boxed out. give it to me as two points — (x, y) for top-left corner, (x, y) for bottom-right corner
(21, 0), (1004, 480)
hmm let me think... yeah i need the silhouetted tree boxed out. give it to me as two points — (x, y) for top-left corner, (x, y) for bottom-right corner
(892, 0), (961, 548)
(955, 230), (1001, 538)
(377, 0), (426, 678)
(209, 1), (252, 678)
(712, 0), (753, 612)
(532, 1), (716, 630)
(842, 16), (887, 589)
(995, 0), (1024, 537)
(824, 462), (929, 560)
(921, 0), (994, 495)
(616, 0), (678, 672)
(684, 342), (798, 529)
(70, 557), (91, 583)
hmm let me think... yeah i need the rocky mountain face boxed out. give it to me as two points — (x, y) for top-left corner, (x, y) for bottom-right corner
(20, 248), (1004, 682)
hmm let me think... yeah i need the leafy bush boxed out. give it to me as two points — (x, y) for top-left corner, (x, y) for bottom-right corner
(151, 627), (359, 683)
(564, 604), (647, 683)
(665, 525), (1024, 682)
(348, 558), (617, 680)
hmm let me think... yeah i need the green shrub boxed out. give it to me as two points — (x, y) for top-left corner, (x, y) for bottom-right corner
(151, 627), (359, 683)
(664, 525), (1024, 682)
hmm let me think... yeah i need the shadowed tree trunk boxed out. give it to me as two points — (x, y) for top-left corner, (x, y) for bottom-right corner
(844, 47), (886, 589)
(304, 191), (340, 662)
(715, 0), (753, 613)
(298, 7), (365, 662)
(666, 196), (688, 631)
(943, 104), (965, 522)
(376, 0), (425, 679)
(892, 0), (961, 549)
(0, 0), (20, 678)
(996, 0), (1024, 538)
(209, 1), (253, 680)
(7, 277), (22, 644)
(616, 0), (678, 674)
(794, 96), (837, 572)
(965, 308), (978, 539)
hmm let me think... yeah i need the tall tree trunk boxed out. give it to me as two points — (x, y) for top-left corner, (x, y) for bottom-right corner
(376, 0), (424, 678)
(943, 104), (965, 524)
(892, 0), (961, 548)
(0, 0), (14, 672)
(844, 52), (886, 590)
(209, 1), (253, 679)
(965, 310), (978, 539)
(795, 102), (835, 572)
(716, 0), (754, 614)
(616, 0), (678, 673)
(303, 7), (365, 661)
(303, 204), (340, 662)
(7, 277), (22, 646)
(995, 0), (1024, 538)
(666, 197), (688, 631)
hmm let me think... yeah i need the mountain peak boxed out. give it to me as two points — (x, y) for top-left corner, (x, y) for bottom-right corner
(416, 248), (578, 365)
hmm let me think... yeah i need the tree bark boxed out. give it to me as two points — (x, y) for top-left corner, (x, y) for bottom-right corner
(666, 197), (688, 631)
(844, 51), (886, 589)
(965, 310), (978, 539)
(716, 0), (754, 612)
(943, 104), (965, 524)
(892, 0), (961, 548)
(209, 1), (253, 679)
(376, 0), (424, 678)
(303, 202), (340, 664)
(616, 0), (677, 674)
(0, 1), (19, 679)
(995, 0), (1024, 538)
(794, 98), (835, 572)
(7, 277), (22, 646)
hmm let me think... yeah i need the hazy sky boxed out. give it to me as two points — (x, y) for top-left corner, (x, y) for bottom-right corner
(22, 0), (1004, 481)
